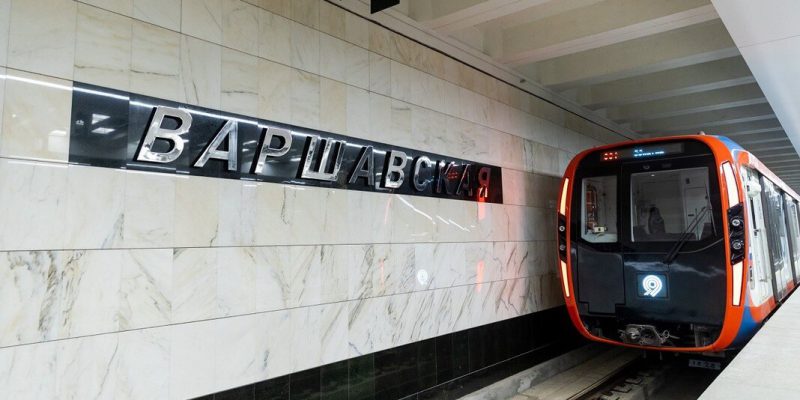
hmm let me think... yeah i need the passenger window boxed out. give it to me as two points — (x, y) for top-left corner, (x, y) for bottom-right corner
(630, 167), (714, 242)
(763, 179), (792, 279)
(581, 176), (618, 243)
(784, 196), (800, 274)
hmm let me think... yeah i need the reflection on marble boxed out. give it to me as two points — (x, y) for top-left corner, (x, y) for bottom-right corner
(415, 243), (467, 289)
(349, 244), (414, 299)
(476, 203), (510, 242)
(75, 4), (132, 91)
(392, 195), (437, 243)
(0, 70), (72, 163)
(7, 0), (76, 79)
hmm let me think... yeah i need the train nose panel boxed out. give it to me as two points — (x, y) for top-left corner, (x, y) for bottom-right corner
(576, 246), (625, 314)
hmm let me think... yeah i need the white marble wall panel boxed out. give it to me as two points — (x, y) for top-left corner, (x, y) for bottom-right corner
(130, 21), (181, 102)
(134, 0), (180, 30)
(182, 0), (223, 44)
(75, 4), (132, 91)
(222, 0), (259, 55)
(258, 7), (292, 65)
(0, 70), (72, 163)
(0, 1), (629, 397)
(0, 160), (68, 251)
(7, 0), (76, 80)
(181, 35), (222, 109)
(0, 67), (5, 141)
(0, 0), (9, 68)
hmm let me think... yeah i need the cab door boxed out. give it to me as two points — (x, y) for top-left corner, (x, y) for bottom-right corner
(743, 168), (775, 304)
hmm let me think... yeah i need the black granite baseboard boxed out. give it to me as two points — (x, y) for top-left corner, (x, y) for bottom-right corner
(195, 306), (585, 400)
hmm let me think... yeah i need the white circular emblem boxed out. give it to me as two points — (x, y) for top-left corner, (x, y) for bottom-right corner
(642, 275), (663, 297)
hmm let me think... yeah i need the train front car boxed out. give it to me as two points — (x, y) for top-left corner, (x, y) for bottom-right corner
(557, 135), (747, 352)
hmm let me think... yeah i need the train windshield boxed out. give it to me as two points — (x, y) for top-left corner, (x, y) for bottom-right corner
(630, 167), (714, 242)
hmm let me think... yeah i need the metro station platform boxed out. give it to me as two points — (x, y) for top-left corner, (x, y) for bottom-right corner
(700, 291), (800, 399)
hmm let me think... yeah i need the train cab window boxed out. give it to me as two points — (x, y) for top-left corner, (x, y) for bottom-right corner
(581, 176), (618, 243)
(630, 167), (714, 242)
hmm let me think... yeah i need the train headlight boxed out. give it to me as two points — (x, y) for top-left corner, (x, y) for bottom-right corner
(722, 161), (745, 307)
(732, 261), (743, 306)
(557, 178), (570, 297)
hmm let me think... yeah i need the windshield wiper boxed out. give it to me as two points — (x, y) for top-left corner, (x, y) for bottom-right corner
(663, 206), (710, 265)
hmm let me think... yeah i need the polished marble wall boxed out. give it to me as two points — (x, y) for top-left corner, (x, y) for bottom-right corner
(0, 0), (625, 398)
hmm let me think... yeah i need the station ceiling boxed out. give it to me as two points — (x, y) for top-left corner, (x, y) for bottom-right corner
(376, 0), (799, 190)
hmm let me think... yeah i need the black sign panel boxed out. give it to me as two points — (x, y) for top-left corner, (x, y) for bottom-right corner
(69, 83), (503, 203)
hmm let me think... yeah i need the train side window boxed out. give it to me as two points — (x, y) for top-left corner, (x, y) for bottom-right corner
(784, 196), (800, 278)
(762, 178), (793, 296)
(580, 176), (618, 243)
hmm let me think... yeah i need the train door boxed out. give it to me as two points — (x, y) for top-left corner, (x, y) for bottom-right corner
(742, 167), (773, 304)
(761, 177), (793, 301)
(783, 195), (800, 283)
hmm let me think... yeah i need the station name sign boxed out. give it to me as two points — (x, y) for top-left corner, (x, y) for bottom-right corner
(68, 83), (503, 203)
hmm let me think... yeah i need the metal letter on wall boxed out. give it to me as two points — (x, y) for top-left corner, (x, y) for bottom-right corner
(194, 119), (238, 171)
(412, 156), (433, 191)
(136, 106), (192, 163)
(301, 136), (347, 181)
(349, 145), (375, 186)
(383, 150), (408, 189)
(254, 126), (292, 175)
